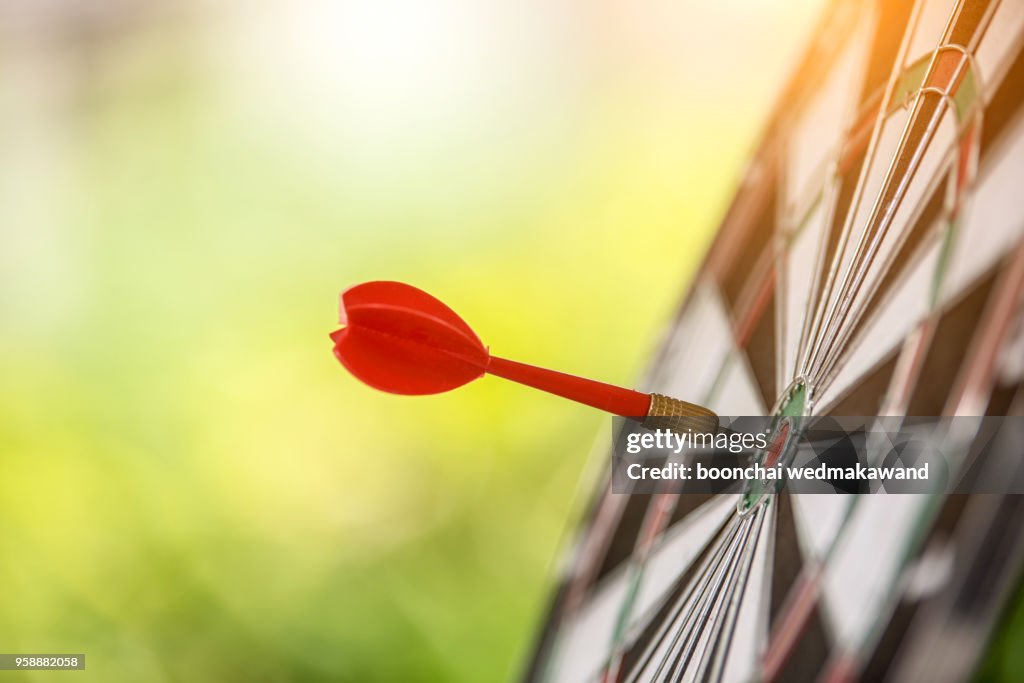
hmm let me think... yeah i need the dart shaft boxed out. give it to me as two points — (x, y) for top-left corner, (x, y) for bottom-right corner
(485, 357), (719, 434)
(486, 356), (651, 417)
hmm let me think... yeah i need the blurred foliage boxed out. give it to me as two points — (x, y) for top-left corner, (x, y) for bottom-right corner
(977, 578), (1024, 683)
(0, 32), (740, 683)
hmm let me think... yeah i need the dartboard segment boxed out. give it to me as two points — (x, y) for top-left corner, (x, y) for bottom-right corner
(810, 0), (1024, 413)
(777, 5), (878, 397)
(526, 1), (1024, 681)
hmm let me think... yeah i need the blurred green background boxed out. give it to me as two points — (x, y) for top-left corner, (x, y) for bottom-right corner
(0, 1), (827, 680)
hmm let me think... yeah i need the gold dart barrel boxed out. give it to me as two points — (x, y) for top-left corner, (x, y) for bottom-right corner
(642, 393), (719, 435)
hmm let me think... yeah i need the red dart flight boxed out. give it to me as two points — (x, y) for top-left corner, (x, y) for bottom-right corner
(330, 280), (717, 432)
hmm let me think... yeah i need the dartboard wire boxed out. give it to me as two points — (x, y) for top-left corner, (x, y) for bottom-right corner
(792, 88), (890, 388)
(756, 432), (915, 678)
(554, 291), (735, 628)
(602, 262), (779, 681)
(657, 510), (760, 682)
(759, 493), (902, 681)
(655, 36), (996, 683)
(785, 159), (859, 395)
(761, 456), (936, 682)
(705, 1), (883, 283)
(793, 86), (910, 386)
(623, 515), (746, 683)
(535, 6), (1024, 683)
(667, 518), (761, 683)
(536, 459), (643, 683)
(704, 5), (1015, 679)
(560, 433), (738, 683)
(764, 126), (977, 668)
(539, 276), (745, 678)
(762, 239), (1000, 683)
(927, 43), (987, 116)
(802, 0), (995, 389)
(532, 474), (619, 683)
(818, 368), (1015, 683)
(600, 350), (745, 681)
(788, 181), (837, 396)
(634, 6), (1003, 679)
(811, 145), (958, 407)
(555, 221), (785, 648)
(599, 474), (691, 683)
(832, 36), (1024, 402)
(813, 92), (998, 407)
(774, 4), (880, 394)
(701, 499), (775, 683)
(806, 78), (959, 385)
(549, 289), (726, 661)
(806, 0), (1001, 386)
(781, 79), (890, 239)
(777, 198), (808, 400)
(700, 0), (865, 286)
(773, 110), (803, 401)
(800, 0), (974, 380)
(815, 109), (984, 409)
(678, 504), (769, 683)
(798, 0), (936, 388)
(886, 389), (1024, 683)
(767, 245), (1024, 683)
(782, 113), (983, 618)
(811, 57), (988, 392)
(635, 512), (752, 682)
(712, 76), (897, 679)
(811, 112), (954, 389)
(589, 278), (749, 683)
(600, 493), (727, 683)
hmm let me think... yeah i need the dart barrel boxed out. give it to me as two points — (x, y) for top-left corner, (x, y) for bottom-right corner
(643, 393), (719, 435)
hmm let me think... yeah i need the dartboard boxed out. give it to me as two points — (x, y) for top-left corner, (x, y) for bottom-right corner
(525, 1), (1024, 681)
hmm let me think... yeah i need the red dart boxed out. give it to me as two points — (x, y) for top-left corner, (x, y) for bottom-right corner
(330, 281), (717, 432)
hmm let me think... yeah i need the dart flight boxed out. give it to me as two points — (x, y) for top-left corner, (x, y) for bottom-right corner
(330, 281), (717, 433)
